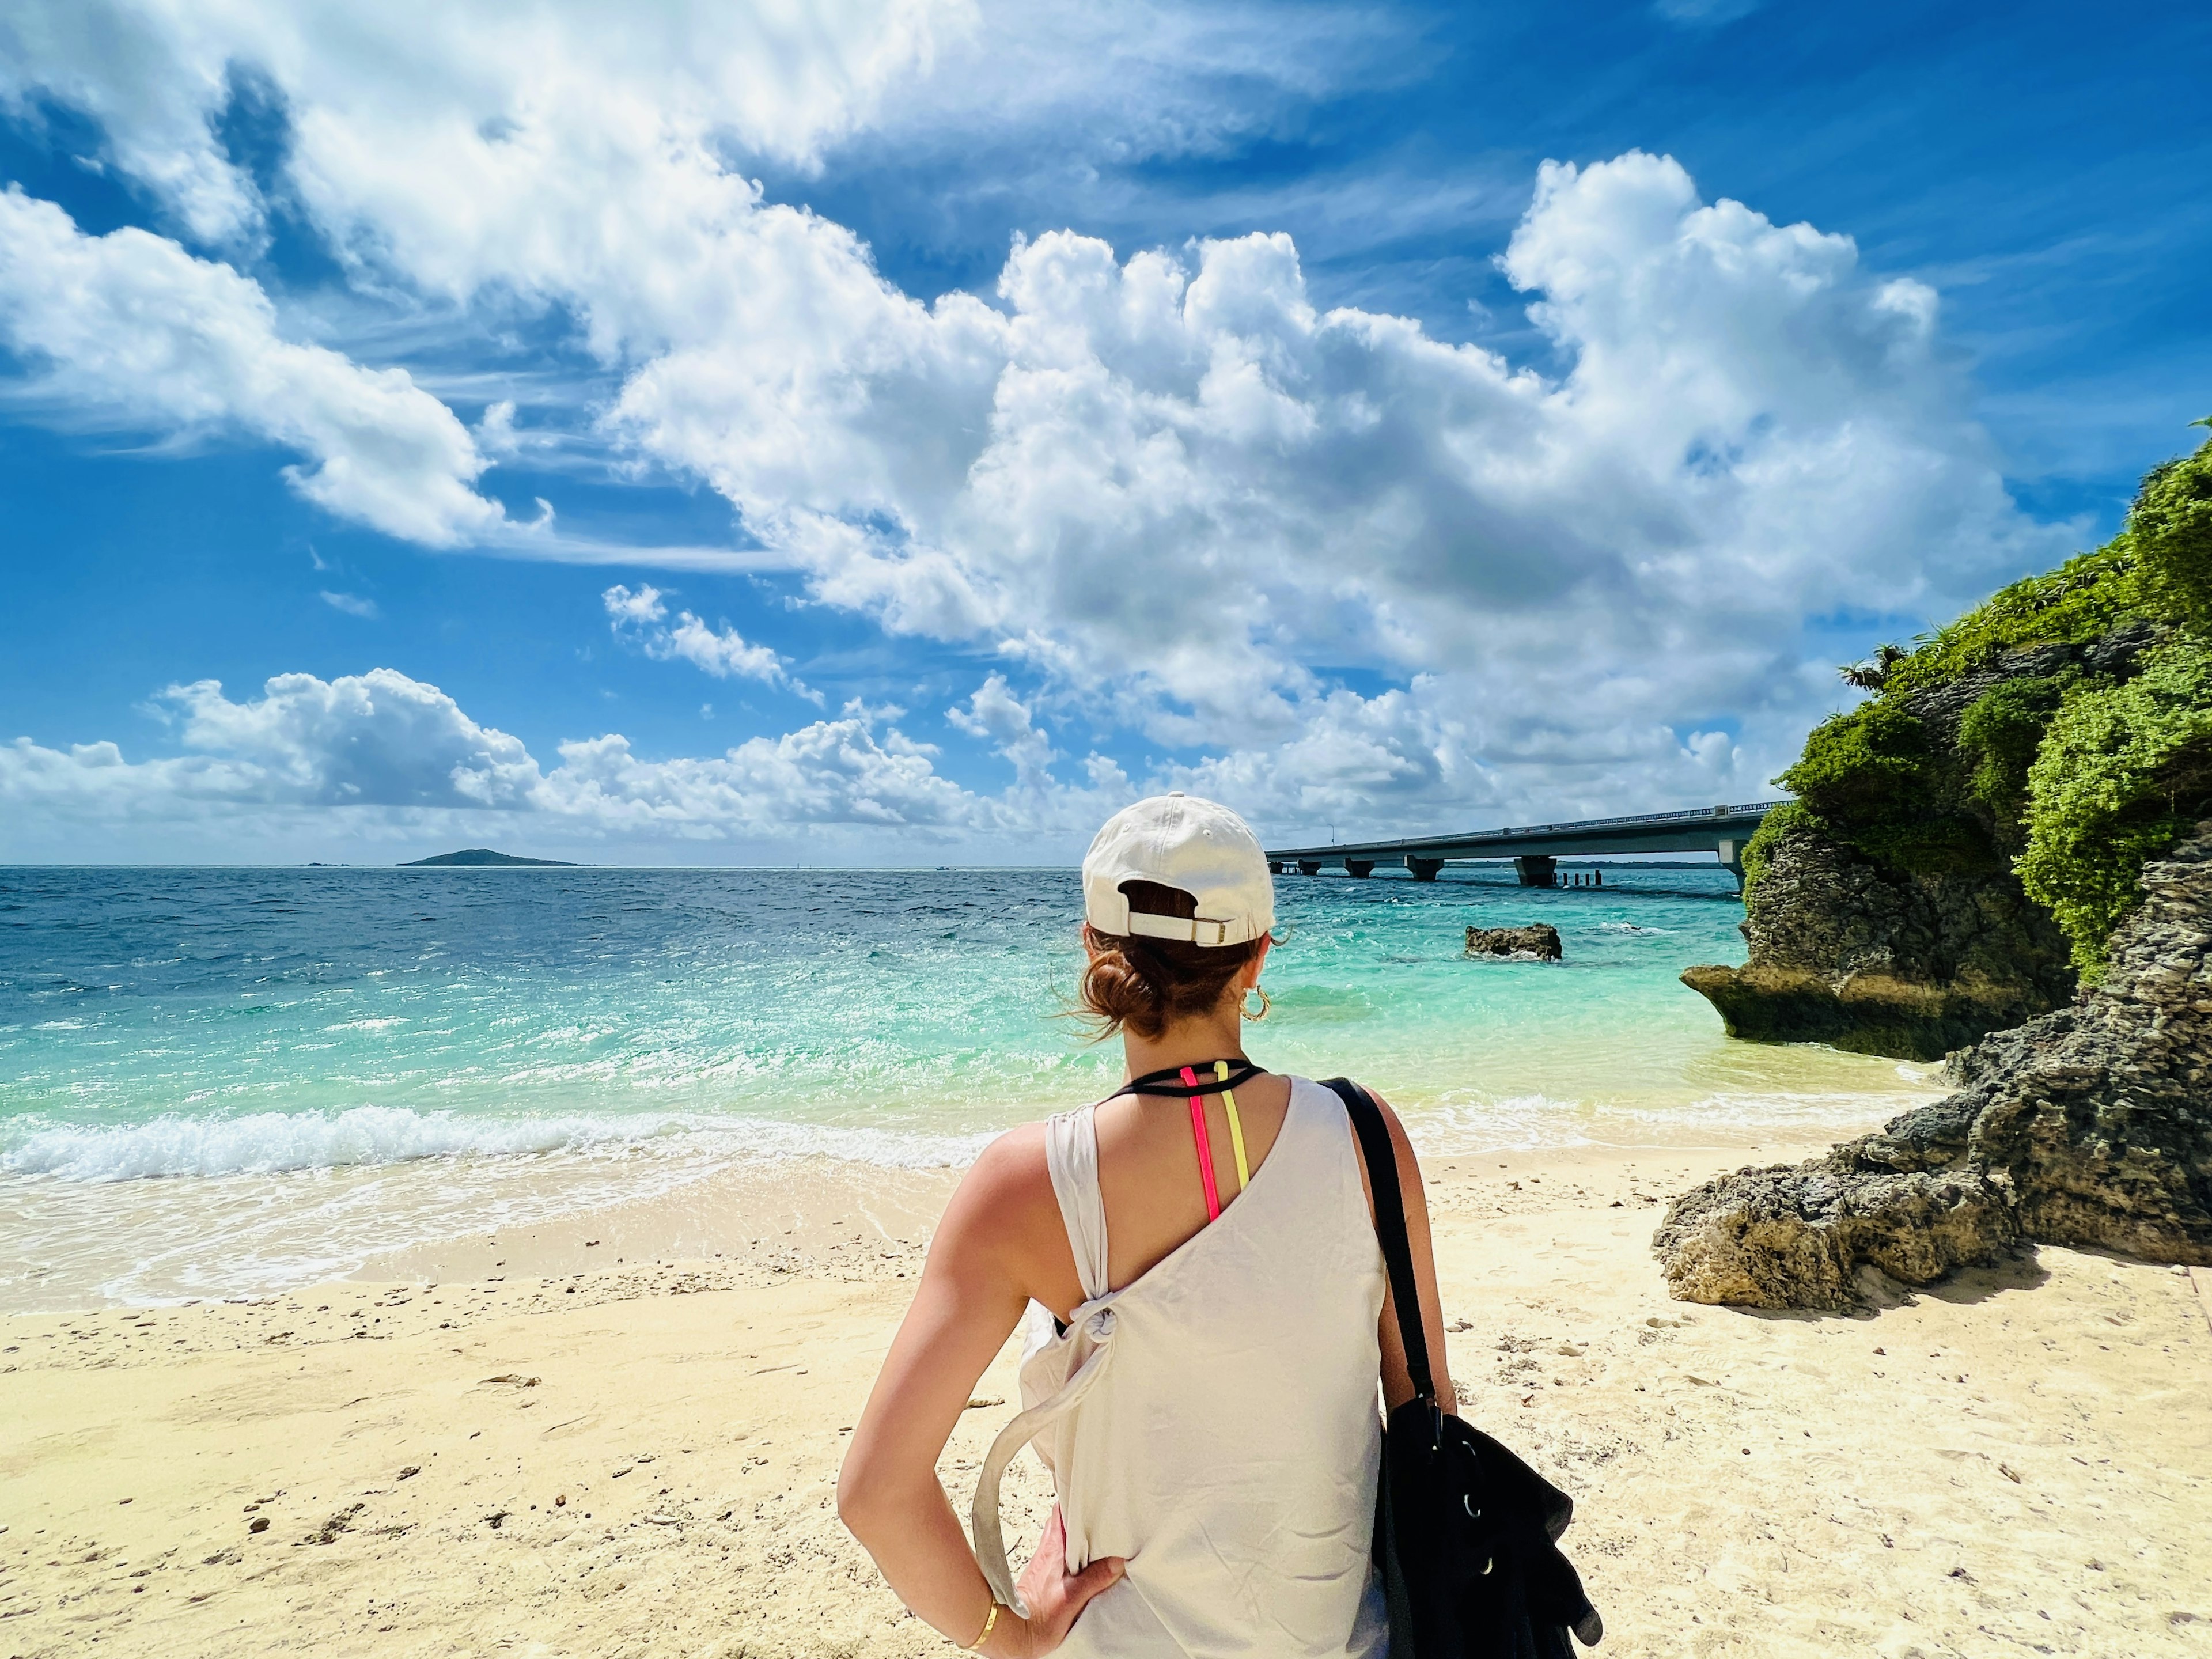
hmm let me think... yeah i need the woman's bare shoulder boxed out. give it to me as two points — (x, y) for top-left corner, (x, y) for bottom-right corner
(931, 1119), (1065, 1268)
(961, 1119), (1053, 1200)
(1362, 1086), (1420, 1157)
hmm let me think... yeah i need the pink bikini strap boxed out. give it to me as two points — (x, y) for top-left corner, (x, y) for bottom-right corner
(1181, 1065), (1222, 1221)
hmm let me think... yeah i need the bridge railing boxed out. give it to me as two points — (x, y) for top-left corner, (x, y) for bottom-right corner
(1266, 800), (1787, 858)
(1414, 800), (1785, 841)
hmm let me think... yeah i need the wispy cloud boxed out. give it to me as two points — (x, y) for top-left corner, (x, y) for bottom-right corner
(601, 583), (821, 704)
(319, 590), (380, 619)
(1652, 0), (1764, 24)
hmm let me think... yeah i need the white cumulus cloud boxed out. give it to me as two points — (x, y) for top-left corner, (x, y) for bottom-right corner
(0, 668), (1120, 861)
(539, 715), (982, 835)
(0, 189), (507, 546)
(947, 673), (1058, 790)
(0, 670), (539, 835)
(609, 151), (2057, 820)
(161, 670), (544, 808)
(0, 9), (2079, 842)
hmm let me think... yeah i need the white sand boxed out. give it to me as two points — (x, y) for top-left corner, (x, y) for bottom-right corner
(3, 1140), (2208, 1656)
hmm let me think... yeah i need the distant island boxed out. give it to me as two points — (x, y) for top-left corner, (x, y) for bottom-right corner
(400, 849), (579, 867)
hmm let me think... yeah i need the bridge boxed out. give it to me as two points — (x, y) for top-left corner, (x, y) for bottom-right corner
(1264, 801), (1786, 888)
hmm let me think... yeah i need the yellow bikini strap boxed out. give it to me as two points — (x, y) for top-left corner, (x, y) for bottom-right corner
(1215, 1059), (1252, 1192)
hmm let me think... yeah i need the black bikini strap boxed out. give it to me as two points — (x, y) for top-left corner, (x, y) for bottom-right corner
(1106, 1058), (1267, 1100)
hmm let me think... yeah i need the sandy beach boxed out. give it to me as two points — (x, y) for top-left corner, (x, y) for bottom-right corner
(4, 1137), (2208, 1658)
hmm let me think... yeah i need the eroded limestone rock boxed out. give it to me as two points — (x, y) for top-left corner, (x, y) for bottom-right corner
(1677, 628), (2154, 1060)
(1657, 825), (2212, 1308)
(1466, 924), (1562, 961)
(1682, 824), (2074, 1060)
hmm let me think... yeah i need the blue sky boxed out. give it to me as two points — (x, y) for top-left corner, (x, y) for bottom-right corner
(1, 0), (2206, 863)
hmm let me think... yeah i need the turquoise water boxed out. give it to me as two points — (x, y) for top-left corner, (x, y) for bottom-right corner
(0, 865), (1936, 1302)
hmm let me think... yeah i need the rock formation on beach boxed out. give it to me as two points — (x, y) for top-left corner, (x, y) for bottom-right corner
(1654, 824), (2212, 1309)
(1677, 807), (2080, 1060)
(1684, 434), (2212, 1061)
(1661, 433), (2212, 1306)
(1467, 923), (1563, 960)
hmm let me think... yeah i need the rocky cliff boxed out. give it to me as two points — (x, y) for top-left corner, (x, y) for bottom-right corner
(1680, 756), (2078, 1063)
(1685, 434), (2212, 1061)
(1654, 824), (2212, 1309)
(1679, 634), (2131, 1061)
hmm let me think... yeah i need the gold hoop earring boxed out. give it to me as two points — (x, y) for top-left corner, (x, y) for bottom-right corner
(1243, 985), (1271, 1021)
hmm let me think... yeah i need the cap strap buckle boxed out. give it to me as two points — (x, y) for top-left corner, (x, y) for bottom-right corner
(1126, 912), (1236, 946)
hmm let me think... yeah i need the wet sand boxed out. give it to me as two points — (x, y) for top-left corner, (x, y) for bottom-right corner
(3, 1140), (2208, 1656)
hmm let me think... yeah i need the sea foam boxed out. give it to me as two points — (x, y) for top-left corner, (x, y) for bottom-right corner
(1, 1107), (993, 1183)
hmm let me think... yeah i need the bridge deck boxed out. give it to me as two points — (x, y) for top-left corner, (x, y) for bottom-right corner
(1265, 801), (1785, 885)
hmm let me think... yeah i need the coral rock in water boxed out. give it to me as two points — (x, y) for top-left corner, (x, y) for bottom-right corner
(1656, 825), (2212, 1308)
(1465, 924), (1563, 961)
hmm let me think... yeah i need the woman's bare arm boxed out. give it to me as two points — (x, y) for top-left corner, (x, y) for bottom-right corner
(1362, 1090), (1457, 1412)
(837, 1127), (1122, 1656)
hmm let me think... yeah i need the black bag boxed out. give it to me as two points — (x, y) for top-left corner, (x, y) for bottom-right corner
(1323, 1078), (1604, 1659)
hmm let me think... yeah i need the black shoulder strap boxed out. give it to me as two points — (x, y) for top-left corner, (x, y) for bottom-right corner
(1321, 1077), (1435, 1405)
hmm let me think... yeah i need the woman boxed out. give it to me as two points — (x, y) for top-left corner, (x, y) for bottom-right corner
(839, 793), (1455, 1656)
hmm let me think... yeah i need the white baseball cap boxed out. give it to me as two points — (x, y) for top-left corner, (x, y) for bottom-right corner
(1082, 793), (1275, 947)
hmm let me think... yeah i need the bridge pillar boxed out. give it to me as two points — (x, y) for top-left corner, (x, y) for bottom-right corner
(1717, 839), (1745, 892)
(1345, 859), (1375, 879)
(1514, 855), (1557, 888)
(1297, 860), (1323, 877)
(1268, 861), (1283, 876)
(1404, 856), (1443, 882)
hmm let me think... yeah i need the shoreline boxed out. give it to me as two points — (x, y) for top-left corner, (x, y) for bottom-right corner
(3, 1134), (2207, 1656)
(3, 1071), (1945, 1316)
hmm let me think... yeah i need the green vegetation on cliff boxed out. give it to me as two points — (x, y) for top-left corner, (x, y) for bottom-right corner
(1959, 675), (2068, 825)
(1736, 799), (1808, 897)
(2134, 430), (2212, 629)
(1772, 698), (1995, 876)
(2017, 637), (2212, 960)
(1750, 432), (2212, 979)
(1877, 538), (2140, 700)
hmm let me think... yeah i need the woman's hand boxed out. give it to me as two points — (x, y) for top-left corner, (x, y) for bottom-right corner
(990, 1508), (1124, 1656)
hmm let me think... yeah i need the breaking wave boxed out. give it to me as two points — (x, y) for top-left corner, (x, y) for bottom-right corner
(1, 1106), (994, 1183)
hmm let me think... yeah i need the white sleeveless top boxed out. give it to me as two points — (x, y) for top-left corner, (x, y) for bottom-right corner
(973, 1077), (1389, 1657)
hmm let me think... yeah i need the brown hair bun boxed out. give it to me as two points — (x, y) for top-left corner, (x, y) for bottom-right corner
(1078, 880), (1264, 1040)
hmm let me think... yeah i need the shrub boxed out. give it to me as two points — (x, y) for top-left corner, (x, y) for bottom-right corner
(1959, 675), (2069, 820)
(1878, 540), (2139, 700)
(1848, 815), (1999, 875)
(1772, 703), (1995, 875)
(1740, 800), (1815, 901)
(1777, 702), (1934, 819)
(2131, 435), (2212, 632)
(2017, 637), (2212, 978)
(1755, 435), (2212, 974)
